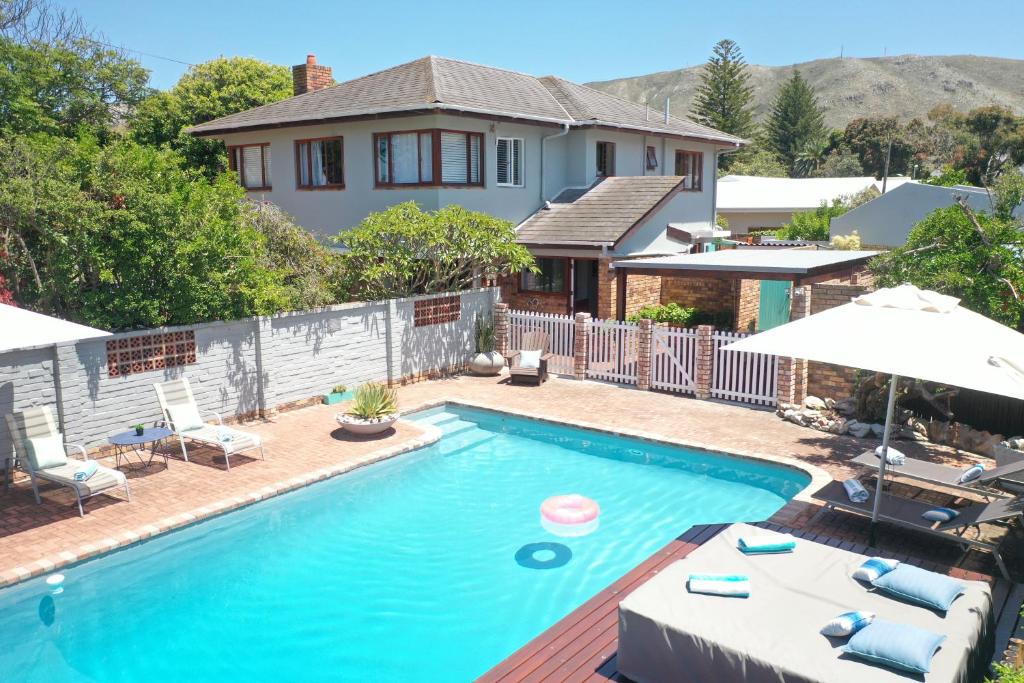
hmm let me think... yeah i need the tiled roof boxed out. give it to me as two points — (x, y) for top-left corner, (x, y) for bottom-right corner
(189, 56), (744, 145)
(516, 176), (685, 246)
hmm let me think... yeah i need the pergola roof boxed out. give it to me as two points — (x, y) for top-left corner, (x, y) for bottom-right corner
(612, 249), (879, 283)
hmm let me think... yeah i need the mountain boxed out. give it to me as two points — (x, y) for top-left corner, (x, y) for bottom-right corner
(586, 55), (1024, 130)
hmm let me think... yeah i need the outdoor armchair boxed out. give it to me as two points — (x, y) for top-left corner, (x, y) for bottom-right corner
(152, 377), (265, 471)
(4, 406), (130, 517)
(508, 330), (553, 386)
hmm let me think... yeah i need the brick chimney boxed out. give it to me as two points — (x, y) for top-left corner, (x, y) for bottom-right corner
(292, 54), (332, 96)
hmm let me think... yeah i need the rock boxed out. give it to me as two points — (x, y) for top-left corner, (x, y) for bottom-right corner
(848, 421), (872, 438)
(783, 409), (805, 426)
(835, 398), (856, 416)
(804, 396), (826, 410)
(824, 397), (837, 410)
(870, 423), (885, 437)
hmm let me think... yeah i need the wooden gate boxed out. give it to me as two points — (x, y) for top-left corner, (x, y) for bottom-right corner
(711, 330), (778, 406)
(507, 310), (575, 375)
(650, 326), (698, 394)
(587, 319), (639, 384)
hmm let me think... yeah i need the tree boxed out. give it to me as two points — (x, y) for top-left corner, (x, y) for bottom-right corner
(842, 117), (913, 178)
(691, 39), (755, 143)
(725, 147), (787, 177)
(870, 202), (1024, 330)
(774, 199), (848, 241)
(338, 202), (535, 300)
(0, 35), (150, 140)
(809, 149), (864, 177)
(991, 167), (1024, 223)
(793, 134), (831, 177)
(923, 166), (969, 187)
(0, 134), (342, 329)
(764, 69), (826, 175)
(131, 56), (292, 173)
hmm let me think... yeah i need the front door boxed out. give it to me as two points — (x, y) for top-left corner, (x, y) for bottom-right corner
(757, 280), (792, 331)
(571, 259), (599, 317)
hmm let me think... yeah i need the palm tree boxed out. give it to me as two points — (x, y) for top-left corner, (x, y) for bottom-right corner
(793, 135), (830, 177)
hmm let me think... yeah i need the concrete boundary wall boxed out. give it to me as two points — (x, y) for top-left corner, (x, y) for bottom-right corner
(0, 288), (497, 457)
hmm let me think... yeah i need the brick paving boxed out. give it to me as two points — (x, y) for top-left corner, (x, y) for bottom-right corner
(1, 373), (1017, 588)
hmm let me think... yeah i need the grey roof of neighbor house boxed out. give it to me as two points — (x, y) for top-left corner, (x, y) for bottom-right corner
(516, 176), (686, 246)
(188, 56), (745, 145)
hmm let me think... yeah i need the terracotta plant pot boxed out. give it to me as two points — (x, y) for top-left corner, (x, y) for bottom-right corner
(336, 413), (398, 435)
(469, 351), (505, 376)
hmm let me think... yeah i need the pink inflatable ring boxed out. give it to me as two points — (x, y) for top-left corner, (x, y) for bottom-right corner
(540, 494), (600, 537)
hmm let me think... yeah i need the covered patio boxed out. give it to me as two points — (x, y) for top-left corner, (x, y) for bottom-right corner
(611, 248), (879, 328)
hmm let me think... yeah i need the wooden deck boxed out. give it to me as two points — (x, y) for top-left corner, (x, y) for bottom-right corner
(477, 523), (1024, 683)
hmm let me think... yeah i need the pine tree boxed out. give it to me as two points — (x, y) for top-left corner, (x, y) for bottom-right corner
(764, 69), (827, 176)
(691, 39), (755, 139)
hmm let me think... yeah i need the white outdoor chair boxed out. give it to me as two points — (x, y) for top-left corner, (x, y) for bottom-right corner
(4, 406), (131, 516)
(152, 378), (265, 470)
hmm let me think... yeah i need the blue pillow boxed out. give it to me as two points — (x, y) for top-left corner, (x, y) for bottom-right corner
(959, 463), (984, 483)
(843, 619), (945, 674)
(921, 507), (959, 523)
(851, 557), (899, 582)
(871, 563), (965, 611)
(820, 610), (874, 637)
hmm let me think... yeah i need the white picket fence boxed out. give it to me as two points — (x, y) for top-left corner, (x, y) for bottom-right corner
(650, 326), (698, 395)
(710, 330), (779, 406)
(587, 319), (640, 384)
(505, 310), (778, 407)
(507, 310), (575, 375)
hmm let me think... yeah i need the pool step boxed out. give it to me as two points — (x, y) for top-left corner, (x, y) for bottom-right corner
(413, 411), (462, 427)
(438, 430), (499, 456)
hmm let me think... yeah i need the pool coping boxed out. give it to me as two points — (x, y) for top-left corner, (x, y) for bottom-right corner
(0, 397), (830, 590)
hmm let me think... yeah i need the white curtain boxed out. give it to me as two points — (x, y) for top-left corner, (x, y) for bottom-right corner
(391, 133), (418, 184)
(419, 133), (433, 183)
(311, 141), (326, 186)
(299, 144), (310, 186)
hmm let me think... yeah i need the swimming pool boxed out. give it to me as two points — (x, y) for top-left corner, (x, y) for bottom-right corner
(0, 404), (809, 682)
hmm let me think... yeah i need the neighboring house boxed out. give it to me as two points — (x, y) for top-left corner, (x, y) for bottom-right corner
(829, 182), (1013, 248)
(189, 54), (744, 318)
(717, 175), (913, 235)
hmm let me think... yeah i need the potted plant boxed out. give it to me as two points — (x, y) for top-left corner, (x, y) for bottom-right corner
(469, 315), (504, 376)
(322, 383), (350, 406)
(133, 423), (145, 437)
(336, 382), (399, 435)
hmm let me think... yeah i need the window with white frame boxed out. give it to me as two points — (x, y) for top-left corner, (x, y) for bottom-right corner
(228, 143), (271, 190)
(496, 137), (523, 187)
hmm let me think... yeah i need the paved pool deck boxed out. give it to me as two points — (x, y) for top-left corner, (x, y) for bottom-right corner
(0, 373), (1013, 588)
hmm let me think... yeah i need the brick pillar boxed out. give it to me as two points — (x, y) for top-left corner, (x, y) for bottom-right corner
(776, 285), (810, 405)
(636, 318), (652, 390)
(573, 312), (590, 380)
(494, 302), (509, 359)
(695, 324), (714, 400)
(597, 257), (615, 320)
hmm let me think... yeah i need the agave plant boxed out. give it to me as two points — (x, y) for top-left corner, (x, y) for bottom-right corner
(348, 382), (398, 421)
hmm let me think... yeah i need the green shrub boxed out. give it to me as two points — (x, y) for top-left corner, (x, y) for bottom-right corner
(628, 303), (695, 327)
(348, 383), (398, 420)
(987, 663), (1024, 683)
(691, 310), (735, 329)
(331, 384), (347, 395)
(476, 316), (496, 353)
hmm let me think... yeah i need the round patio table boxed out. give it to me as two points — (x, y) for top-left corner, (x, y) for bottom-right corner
(108, 427), (173, 470)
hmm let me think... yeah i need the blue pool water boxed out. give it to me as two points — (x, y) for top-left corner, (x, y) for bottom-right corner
(0, 405), (808, 682)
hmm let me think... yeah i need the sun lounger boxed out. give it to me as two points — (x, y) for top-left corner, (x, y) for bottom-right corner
(153, 378), (265, 470)
(851, 450), (1024, 498)
(4, 406), (130, 516)
(617, 523), (994, 683)
(813, 479), (1022, 579)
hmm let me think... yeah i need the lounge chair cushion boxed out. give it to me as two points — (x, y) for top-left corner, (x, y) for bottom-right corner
(852, 557), (899, 582)
(167, 404), (204, 431)
(179, 424), (261, 455)
(38, 462), (126, 496)
(820, 610), (874, 637)
(871, 564), (965, 612)
(842, 619), (945, 674)
(518, 350), (541, 369)
(27, 434), (68, 470)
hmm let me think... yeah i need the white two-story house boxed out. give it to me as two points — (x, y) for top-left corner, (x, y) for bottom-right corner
(190, 54), (744, 317)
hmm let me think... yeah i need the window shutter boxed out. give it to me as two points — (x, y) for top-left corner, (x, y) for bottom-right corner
(496, 138), (510, 185)
(441, 132), (468, 184)
(242, 146), (264, 188)
(512, 138), (522, 186)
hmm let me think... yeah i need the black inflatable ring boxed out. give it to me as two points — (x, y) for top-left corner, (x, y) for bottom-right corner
(515, 542), (572, 570)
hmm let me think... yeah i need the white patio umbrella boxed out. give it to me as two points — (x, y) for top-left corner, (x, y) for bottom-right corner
(723, 284), (1024, 532)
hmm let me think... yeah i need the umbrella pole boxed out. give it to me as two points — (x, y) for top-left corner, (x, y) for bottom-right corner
(869, 374), (900, 546)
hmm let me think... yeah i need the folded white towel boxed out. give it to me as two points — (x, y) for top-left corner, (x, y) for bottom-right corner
(874, 446), (905, 465)
(687, 574), (751, 598)
(843, 478), (870, 503)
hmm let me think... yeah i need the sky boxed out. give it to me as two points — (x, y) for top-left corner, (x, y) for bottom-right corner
(63, 0), (1024, 91)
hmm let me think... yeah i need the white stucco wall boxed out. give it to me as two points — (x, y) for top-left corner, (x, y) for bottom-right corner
(719, 210), (794, 235)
